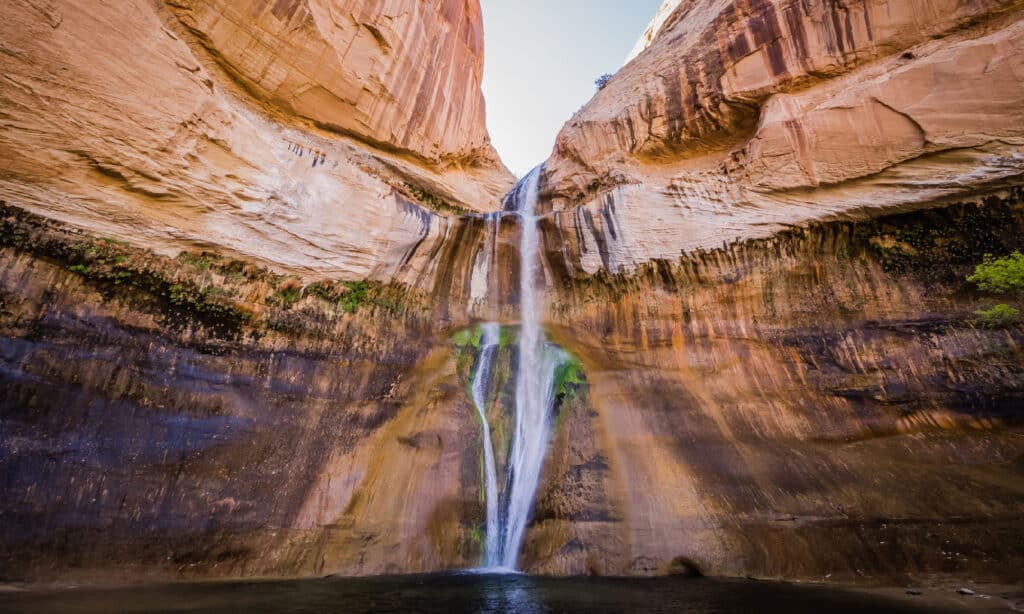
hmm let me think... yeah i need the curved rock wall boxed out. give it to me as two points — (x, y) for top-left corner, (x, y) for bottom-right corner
(2, 192), (1022, 584)
(167, 0), (500, 168)
(0, 0), (512, 285)
(1, 0), (1023, 590)
(0, 204), (486, 581)
(544, 0), (1024, 264)
(525, 194), (1024, 579)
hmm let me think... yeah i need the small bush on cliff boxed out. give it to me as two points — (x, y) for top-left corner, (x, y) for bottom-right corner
(967, 252), (1024, 294)
(595, 73), (613, 90)
(272, 278), (303, 309)
(339, 280), (369, 314)
(305, 279), (404, 315)
(177, 251), (221, 272)
(452, 326), (483, 349)
(974, 304), (1021, 329)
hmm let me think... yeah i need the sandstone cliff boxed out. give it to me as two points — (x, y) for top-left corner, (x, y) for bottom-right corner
(2, 191), (1022, 583)
(0, 0), (512, 282)
(167, 0), (498, 167)
(0, 0), (1022, 591)
(544, 0), (1024, 272)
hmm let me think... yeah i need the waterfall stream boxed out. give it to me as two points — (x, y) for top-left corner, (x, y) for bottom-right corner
(500, 167), (565, 569)
(471, 323), (501, 567)
(470, 167), (567, 571)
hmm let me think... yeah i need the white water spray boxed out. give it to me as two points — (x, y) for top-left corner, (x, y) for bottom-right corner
(470, 167), (566, 571)
(471, 322), (501, 567)
(498, 167), (566, 569)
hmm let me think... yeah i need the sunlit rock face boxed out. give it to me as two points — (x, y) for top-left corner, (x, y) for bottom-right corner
(0, 0), (512, 282)
(167, 0), (501, 168)
(1, 0), (1023, 590)
(3, 193), (1022, 584)
(0, 205), (488, 580)
(495, 0), (1024, 578)
(544, 0), (1024, 264)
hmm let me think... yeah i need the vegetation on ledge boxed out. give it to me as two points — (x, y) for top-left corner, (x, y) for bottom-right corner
(968, 251), (1024, 329)
(968, 252), (1024, 295)
(0, 201), (425, 339)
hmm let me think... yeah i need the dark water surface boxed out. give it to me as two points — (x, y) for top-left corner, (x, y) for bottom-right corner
(0, 573), (949, 613)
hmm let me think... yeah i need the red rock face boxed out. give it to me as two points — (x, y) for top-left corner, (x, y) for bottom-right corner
(1, 0), (1023, 590)
(0, 0), (512, 286)
(169, 0), (499, 167)
(560, 0), (1019, 161)
(537, 0), (1024, 287)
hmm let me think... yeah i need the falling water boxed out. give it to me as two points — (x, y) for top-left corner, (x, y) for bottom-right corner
(471, 322), (501, 567)
(469, 167), (566, 571)
(498, 166), (566, 569)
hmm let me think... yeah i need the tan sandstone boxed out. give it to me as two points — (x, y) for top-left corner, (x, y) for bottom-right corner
(0, 0), (512, 282)
(543, 0), (1024, 274)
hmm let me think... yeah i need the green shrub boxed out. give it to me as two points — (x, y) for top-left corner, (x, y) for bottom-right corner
(974, 304), (1021, 329)
(967, 252), (1024, 294)
(273, 285), (302, 308)
(339, 280), (369, 313)
(304, 282), (338, 302)
(452, 326), (483, 349)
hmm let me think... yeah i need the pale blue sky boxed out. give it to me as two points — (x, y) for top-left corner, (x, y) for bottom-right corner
(481, 1), (663, 177)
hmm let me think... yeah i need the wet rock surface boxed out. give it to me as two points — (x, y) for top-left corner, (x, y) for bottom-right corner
(522, 193), (1024, 579)
(0, 203), (483, 580)
(2, 192), (1022, 584)
(0, 0), (1022, 592)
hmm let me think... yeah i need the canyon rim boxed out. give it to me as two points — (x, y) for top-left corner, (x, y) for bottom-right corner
(0, 0), (1023, 598)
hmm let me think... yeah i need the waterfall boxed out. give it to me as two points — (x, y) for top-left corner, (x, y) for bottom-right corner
(471, 323), (501, 567)
(470, 167), (565, 572)
(498, 166), (565, 569)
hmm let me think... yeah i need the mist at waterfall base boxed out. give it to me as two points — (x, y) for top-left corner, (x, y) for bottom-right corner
(0, 575), (943, 614)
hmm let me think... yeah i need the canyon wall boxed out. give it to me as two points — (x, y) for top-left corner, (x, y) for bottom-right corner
(0, 0), (512, 282)
(167, 0), (498, 167)
(517, 0), (1024, 579)
(1, 0), (1023, 589)
(543, 0), (1024, 269)
(526, 194), (1024, 579)
(0, 203), (489, 581)
(3, 192), (1022, 584)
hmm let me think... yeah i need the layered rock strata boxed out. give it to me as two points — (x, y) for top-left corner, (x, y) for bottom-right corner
(526, 192), (1024, 579)
(2, 192), (1022, 583)
(1, 0), (1023, 590)
(544, 0), (1024, 271)
(167, 0), (499, 167)
(0, 0), (512, 283)
(0, 203), (485, 580)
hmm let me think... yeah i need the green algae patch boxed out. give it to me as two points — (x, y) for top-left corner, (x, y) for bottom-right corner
(452, 325), (484, 349)
(553, 353), (587, 400)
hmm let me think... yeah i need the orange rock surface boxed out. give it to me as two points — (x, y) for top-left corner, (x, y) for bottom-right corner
(0, 0), (512, 281)
(544, 0), (1024, 271)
